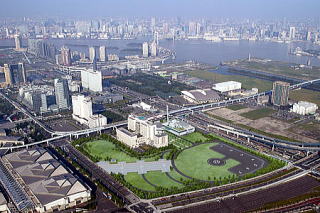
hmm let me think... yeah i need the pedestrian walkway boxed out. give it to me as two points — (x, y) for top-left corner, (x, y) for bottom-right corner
(97, 159), (172, 175)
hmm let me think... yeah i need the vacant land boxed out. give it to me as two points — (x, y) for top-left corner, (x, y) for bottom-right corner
(240, 108), (275, 120)
(227, 104), (247, 111)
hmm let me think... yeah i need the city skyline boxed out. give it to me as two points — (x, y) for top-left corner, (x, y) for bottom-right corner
(1, 0), (320, 19)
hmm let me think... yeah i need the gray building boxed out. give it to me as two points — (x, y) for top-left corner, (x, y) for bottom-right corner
(272, 81), (290, 107)
(54, 79), (71, 110)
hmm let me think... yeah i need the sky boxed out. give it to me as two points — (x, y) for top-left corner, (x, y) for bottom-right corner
(0, 0), (319, 19)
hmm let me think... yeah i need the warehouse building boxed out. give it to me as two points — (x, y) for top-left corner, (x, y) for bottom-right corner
(212, 81), (242, 93)
(0, 147), (91, 213)
(181, 89), (220, 104)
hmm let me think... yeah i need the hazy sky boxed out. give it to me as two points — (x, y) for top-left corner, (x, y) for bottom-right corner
(1, 0), (319, 19)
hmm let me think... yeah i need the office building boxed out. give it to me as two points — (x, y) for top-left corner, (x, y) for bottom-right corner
(60, 46), (72, 66)
(80, 68), (102, 92)
(99, 46), (106, 62)
(142, 42), (149, 57)
(14, 34), (22, 50)
(3, 64), (13, 86)
(28, 39), (56, 59)
(89, 46), (96, 62)
(150, 41), (157, 57)
(2, 63), (26, 86)
(19, 85), (57, 114)
(54, 79), (71, 110)
(291, 101), (318, 116)
(272, 81), (290, 107)
(72, 95), (107, 128)
(117, 115), (168, 148)
(0, 147), (91, 212)
(289, 27), (296, 40)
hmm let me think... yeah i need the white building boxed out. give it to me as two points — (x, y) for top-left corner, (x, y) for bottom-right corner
(163, 119), (195, 136)
(212, 81), (242, 93)
(132, 101), (156, 112)
(117, 115), (168, 148)
(99, 46), (106, 62)
(81, 68), (102, 92)
(89, 46), (96, 62)
(291, 101), (318, 116)
(72, 95), (107, 128)
(142, 42), (149, 57)
(150, 41), (157, 57)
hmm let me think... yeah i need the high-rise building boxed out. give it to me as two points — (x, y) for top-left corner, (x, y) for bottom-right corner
(99, 46), (106, 62)
(14, 34), (22, 50)
(54, 79), (71, 110)
(289, 27), (296, 40)
(189, 22), (197, 36)
(3, 64), (13, 86)
(272, 81), (290, 107)
(89, 46), (96, 62)
(150, 41), (157, 57)
(72, 95), (107, 128)
(28, 39), (56, 59)
(3, 63), (27, 85)
(80, 68), (102, 92)
(142, 42), (149, 57)
(60, 46), (71, 66)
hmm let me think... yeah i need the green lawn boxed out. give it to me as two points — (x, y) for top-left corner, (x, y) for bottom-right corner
(144, 171), (184, 189)
(290, 89), (320, 106)
(186, 70), (273, 92)
(240, 108), (275, 120)
(83, 140), (158, 163)
(174, 143), (240, 180)
(182, 132), (212, 143)
(227, 104), (247, 111)
(167, 169), (190, 182)
(124, 172), (156, 191)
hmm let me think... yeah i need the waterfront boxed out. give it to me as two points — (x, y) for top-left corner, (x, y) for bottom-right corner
(0, 38), (319, 66)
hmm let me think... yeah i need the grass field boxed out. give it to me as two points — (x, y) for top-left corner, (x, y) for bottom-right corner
(240, 108), (275, 120)
(185, 70), (273, 92)
(124, 172), (156, 191)
(290, 89), (320, 106)
(83, 140), (158, 163)
(227, 104), (247, 111)
(144, 171), (184, 189)
(174, 143), (240, 180)
(182, 132), (212, 143)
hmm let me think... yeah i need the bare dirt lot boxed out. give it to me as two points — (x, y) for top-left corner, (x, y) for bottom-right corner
(208, 107), (318, 143)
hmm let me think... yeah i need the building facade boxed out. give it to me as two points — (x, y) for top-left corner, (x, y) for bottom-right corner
(272, 81), (290, 107)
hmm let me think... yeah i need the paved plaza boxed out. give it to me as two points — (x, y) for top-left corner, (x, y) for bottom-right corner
(97, 159), (172, 175)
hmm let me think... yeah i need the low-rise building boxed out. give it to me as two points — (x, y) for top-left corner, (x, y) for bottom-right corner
(163, 119), (195, 136)
(0, 136), (24, 145)
(181, 89), (220, 104)
(291, 101), (318, 115)
(212, 81), (242, 93)
(0, 147), (91, 213)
